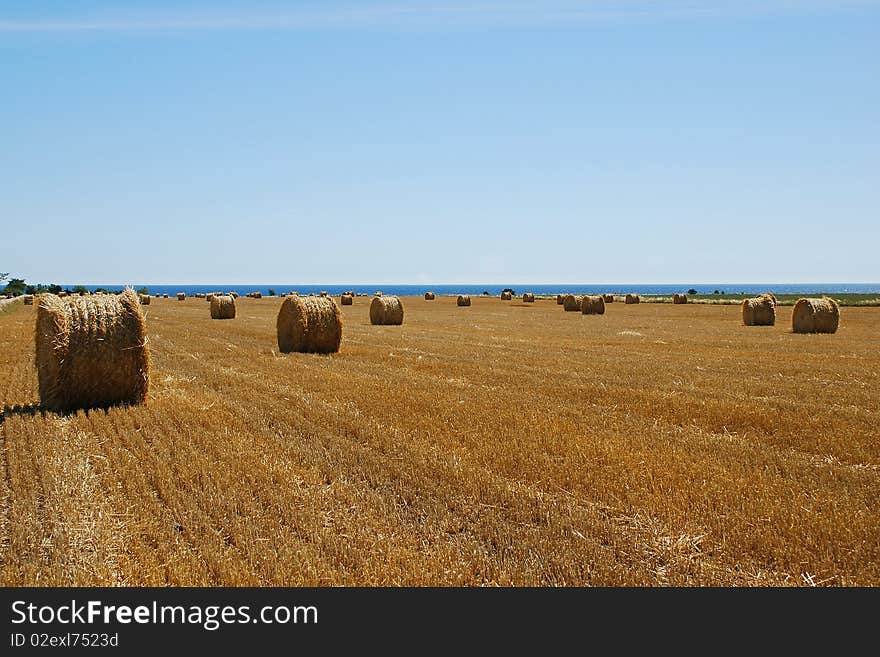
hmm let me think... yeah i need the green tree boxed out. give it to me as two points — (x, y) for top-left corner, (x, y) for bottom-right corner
(72, 285), (89, 295)
(3, 278), (26, 296)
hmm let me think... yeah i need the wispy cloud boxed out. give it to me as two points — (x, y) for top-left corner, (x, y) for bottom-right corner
(1, 1), (877, 32)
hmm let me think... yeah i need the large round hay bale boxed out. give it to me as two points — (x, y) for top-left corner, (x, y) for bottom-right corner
(742, 295), (775, 326)
(177, 292), (186, 301)
(625, 293), (640, 304)
(500, 291), (512, 301)
(277, 295), (342, 353)
(673, 293), (688, 304)
(35, 289), (150, 412)
(370, 296), (404, 325)
(603, 294), (614, 303)
(792, 297), (839, 334)
(556, 294), (565, 305)
(340, 294), (353, 306)
(23, 295), (35, 305)
(424, 292), (435, 300)
(522, 292), (535, 303)
(563, 294), (583, 311)
(457, 295), (471, 307)
(210, 295), (236, 320)
(581, 295), (606, 315)
(139, 294), (151, 305)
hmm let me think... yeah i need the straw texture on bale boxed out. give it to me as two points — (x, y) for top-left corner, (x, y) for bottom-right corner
(563, 294), (584, 311)
(742, 295), (775, 326)
(320, 291), (328, 297)
(210, 295), (236, 320)
(424, 292), (436, 300)
(23, 295), (35, 305)
(35, 289), (150, 412)
(139, 294), (151, 305)
(374, 291), (382, 297)
(603, 294), (614, 303)
(673, 293), (688, 304)
(500, 291), (512, 301)
(277, 295), (342, 353)
(764, 292), (778, 306)
(206, 293), (215, 302)
(556, 294), (564, 305)
(177, 292), (186, 301)
(581, 295), (606, 315)
(625, 294), (640, 304)
(792, 297), (840, 334)
(457, 295), (471, 307)
(340, 294), (353, 305)
(522, 293), (535, 303)
(370, 296), (404, 325)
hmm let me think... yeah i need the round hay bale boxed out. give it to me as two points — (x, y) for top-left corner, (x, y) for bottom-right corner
(625, 293), (640, 304)
(320, 291), (328, 297)
(210, 295), (236, 320)
(673, 293), (688, 304)
(277, 295), (342, 353)
(162, 294), (169, 299)
(556, 294), (565, 305)
(252, 292), (262, 299)
(139, 294), (151, 305)
(500, 291), (512, 301)
(154, 293), (160, 298)
(370, 296), (404, 325)
(742, 295), (775, 326)
(457, 295), (471, 307)
(23, 295), (35, 305)
(603, 294), (614, 303)
(35, 289), (150, 412)
(177, 292), (186, 301)
(340, 294), (353, 306)
(374, 291), (382, 297)
(424, 292), (436, 300)
(522, 292), (535, 303)
(563, 294), (583, 312)
(792, 297), (839, 334)
(581, 295), (606, 315)
(206, 293), (215, 302)
(229, 292), (239, 299)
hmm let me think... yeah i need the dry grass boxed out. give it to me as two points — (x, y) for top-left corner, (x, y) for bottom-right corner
(1, 295), (879, 586)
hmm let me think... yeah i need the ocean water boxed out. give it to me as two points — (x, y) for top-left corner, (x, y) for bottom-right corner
(67, 283), (880, 296)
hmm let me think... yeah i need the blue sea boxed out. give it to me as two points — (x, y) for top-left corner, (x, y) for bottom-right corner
(67, 283), (880, 296)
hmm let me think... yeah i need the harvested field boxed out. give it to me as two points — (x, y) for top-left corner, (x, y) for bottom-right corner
(1, 296), (879, 586)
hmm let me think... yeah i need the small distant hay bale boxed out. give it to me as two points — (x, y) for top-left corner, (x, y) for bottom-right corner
(206, 293), (215, 302)
(370, 296), (404, 325)
(229, 292), (239, 299)
(252, 292), (262, 299)
(374, 291), (382, 297)
(603, 294), (614, 303)
(210, 295), (236, 320)
(289, 291), (298, 296)
(139, 294), (151, 305)
(58, 291), (69, 297)
(177, 292), (186, 301)
(23, 295), (35, 305)
(522, 293), (535, 303)
(581, 295), (606, 315)
(341, 294), (353, 305)
(673, 293), (688, 304)
(162, 294), (169, 299)
(35, 289), (150, 412)
(792, 297), (839, 334)
(320, 291), (328, 297)
(742, 295), (775, 326)
(556, 294), (564, 305)
(457, 295), (471, 307)
(563, 294), (583, 311)
(500, 291), (512, 301)
(625, 294), (640, 304)
(277, 295), (342, 353)
(424, 292), (436, 300)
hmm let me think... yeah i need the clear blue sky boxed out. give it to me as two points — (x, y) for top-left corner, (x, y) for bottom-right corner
(2, 1), (878, 285)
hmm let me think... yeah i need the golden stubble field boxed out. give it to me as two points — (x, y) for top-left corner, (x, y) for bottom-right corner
(0, 295), (878, 586)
